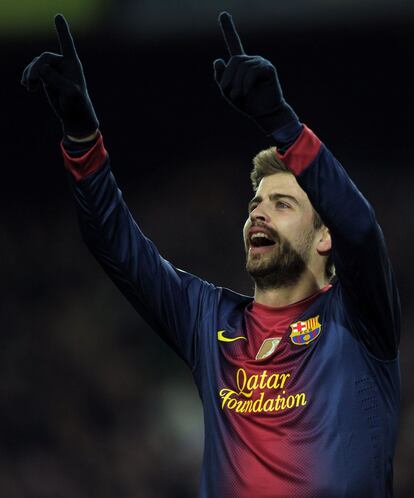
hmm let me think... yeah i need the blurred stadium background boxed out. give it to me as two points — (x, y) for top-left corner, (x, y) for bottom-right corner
(1, 0), (413, 496)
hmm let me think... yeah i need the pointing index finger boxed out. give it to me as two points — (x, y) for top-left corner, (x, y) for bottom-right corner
(54, 14), (77, 58)
(218, 12), (245, 57)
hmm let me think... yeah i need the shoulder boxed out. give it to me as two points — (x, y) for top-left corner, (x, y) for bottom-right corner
(217, 286), (253, 312)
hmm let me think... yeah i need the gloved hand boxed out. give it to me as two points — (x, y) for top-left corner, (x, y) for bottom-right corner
(213, 12), (299, 135)
(21, 14), (99, 138)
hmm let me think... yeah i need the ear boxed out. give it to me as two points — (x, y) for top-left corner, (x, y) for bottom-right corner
(316, 226), (331, 255)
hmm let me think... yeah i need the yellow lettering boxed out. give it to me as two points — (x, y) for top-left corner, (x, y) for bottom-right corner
(235, 400), (244, 412)
(263, 398), (275, 412)
(286, 395), (295, 409)
(259, 370), (268, 389)
(252, 392), (265, 412)
(219, 388), (238, 409)
(247, 374), (259, 391)
(279, 373), (291, 389)
(219, 369), (307, 415)
(236, 368), (252, 398)
(274, 393), (285, 410)
(295, 392), (307, 406)
(267, 373), (280, 389)
(227, 398), (237, 410)
(247, 400), (254, 412)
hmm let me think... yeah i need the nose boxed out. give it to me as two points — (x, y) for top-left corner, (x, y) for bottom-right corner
(250, 203), (270, 223)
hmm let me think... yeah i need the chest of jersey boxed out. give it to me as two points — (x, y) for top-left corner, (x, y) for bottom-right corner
(215, 290), (327, 421)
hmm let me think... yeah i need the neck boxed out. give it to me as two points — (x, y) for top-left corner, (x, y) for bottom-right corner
(254, 271), (329, 308)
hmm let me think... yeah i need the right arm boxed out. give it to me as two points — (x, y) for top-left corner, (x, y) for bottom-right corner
(62, 136), (212, 370)
(21, 14), (213, 370)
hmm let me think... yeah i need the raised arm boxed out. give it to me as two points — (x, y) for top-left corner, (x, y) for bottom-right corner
(21, 14), (215, 370)
(214, 12), (400, 360)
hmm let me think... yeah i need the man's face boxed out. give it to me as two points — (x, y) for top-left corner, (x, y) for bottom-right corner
(243, 172), (319, 290)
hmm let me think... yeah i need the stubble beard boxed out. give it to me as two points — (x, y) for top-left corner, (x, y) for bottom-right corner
(245, 228), (315, 290)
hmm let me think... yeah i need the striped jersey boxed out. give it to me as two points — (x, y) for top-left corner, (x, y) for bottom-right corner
(61, 124), (401, 497)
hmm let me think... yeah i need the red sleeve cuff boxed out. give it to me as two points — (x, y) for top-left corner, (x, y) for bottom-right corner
(275, 124), (322, 176)
(61, 134), (108, 182)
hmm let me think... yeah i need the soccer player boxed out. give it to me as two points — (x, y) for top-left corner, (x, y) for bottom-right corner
(22, 12), (401, 498)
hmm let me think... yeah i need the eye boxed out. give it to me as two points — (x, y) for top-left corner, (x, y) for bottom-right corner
(276, 201), (290, 209)
(248, 203), (258, 213)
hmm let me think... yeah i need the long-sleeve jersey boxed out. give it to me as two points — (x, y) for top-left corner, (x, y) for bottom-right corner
(61, 125), (401, 498)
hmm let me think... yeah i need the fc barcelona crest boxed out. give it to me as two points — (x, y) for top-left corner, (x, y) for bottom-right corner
(289, 315), (322, 346)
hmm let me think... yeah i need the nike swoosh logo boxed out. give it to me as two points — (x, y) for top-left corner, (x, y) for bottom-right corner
(217, 330), (247, 343)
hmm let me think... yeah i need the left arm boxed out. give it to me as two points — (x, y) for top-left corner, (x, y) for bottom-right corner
(274, 124), (401, 360)
(214, 12), (401, 360)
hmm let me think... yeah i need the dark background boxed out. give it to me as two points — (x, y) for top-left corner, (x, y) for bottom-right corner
(1, 1), (413, 496)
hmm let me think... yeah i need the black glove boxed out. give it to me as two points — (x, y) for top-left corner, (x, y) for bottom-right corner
(214, 12), (299, 135)
(21, 14), (99, 138)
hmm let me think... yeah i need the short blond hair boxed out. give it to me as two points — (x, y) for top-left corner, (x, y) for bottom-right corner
(251, 147), (291, 189)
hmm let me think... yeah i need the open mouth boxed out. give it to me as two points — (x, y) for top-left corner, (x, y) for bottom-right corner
(249, 232), (276, 248)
